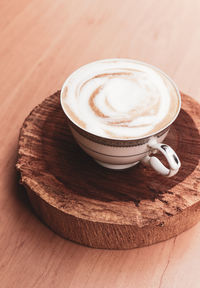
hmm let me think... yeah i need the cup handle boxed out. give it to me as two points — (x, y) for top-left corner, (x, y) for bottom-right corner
(142, 139), (181, 177)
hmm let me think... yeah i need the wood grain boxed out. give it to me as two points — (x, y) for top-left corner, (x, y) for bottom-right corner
(16, 91), (200, 249)
(1, 0), (200, 286)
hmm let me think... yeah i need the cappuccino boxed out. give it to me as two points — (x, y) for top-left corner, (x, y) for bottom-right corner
(61, 59), (180, 139)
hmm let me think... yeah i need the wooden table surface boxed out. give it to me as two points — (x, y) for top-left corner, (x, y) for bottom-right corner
(1, 0), (200, 287)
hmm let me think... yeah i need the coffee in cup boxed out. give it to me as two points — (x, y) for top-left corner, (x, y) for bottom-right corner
(61, 59), (181, 177)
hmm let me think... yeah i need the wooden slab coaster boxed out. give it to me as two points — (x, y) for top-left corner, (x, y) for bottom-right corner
(16, 92), (200, 249)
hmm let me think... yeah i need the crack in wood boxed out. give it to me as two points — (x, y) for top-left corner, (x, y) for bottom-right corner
(158, 237), (176, 288)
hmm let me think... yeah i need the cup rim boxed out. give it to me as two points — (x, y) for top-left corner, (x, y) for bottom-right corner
(60, 58), (181, 141)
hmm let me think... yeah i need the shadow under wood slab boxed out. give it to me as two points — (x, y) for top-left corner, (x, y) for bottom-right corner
(16, 91), (200, 249)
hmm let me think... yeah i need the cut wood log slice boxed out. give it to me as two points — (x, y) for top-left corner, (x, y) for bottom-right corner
(16, 91), (200, 249)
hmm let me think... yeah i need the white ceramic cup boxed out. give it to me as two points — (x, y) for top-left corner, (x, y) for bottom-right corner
(60, 59), (181, 177)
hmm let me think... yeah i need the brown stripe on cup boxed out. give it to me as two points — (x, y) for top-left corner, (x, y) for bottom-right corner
(68, 119), (170, 147)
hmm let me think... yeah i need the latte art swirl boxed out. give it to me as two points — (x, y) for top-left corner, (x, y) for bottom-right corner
(62, 60), (179, 139)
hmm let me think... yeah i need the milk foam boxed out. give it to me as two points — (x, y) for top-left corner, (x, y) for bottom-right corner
(62, 59), (179, 139)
